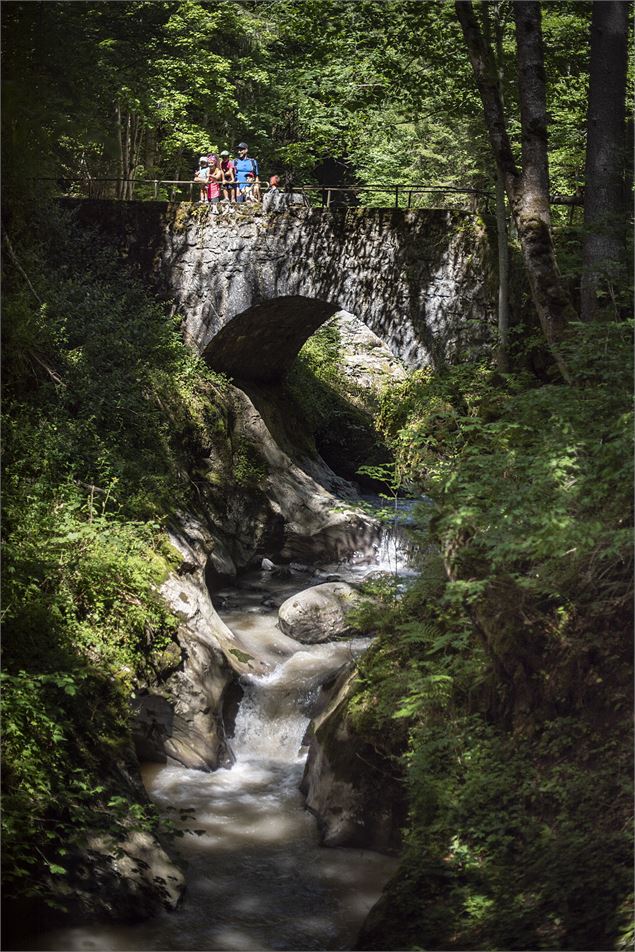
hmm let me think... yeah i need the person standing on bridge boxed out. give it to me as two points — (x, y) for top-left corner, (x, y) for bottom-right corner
(206, 154), (223, 204)
(234, 142), (260, 203)
(220, 150), (236, 203)
(194, 156), (210, 203)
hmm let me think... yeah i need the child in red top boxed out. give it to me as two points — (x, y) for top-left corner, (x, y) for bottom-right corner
(220, 150), (236, 203)
(239, 171), (261, 204)
(206, 154), (222, 203)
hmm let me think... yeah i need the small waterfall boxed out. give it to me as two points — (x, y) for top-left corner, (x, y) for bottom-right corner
(232, 640), (371, 763)
(343, 496), (422, 576)
(27, 569), (396, 952)
(372, 522), (415, 574)
(231, 668), (309, 763)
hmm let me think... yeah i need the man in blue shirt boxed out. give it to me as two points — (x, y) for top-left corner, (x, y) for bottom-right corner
(234, 142), (260, 203)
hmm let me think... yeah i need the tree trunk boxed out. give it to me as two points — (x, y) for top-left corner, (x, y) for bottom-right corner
(116, 103), (125, 200)
(580, 0), (629, 321)
(122, 111), (131, 200)
(494, 173), (511, 371)
(482, 2), (511, 372)
(126, 112), (134, 200)
(145, 126), (157, 177)
(172, 153), (182, 202)
(455, 0), (576, 380)
(128, 111), (144, 200)
(513, 1), (575, 350)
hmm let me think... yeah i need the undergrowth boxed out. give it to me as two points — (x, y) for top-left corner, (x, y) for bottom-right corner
(350, 324), (633, 951)
(1, 203), (229, 908)
(286, 318), (393, 486)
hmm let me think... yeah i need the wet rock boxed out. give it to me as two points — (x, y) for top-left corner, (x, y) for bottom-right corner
(16, 745), (187, 931)
(59, 829), (185, 923)
(290, 561), (313, 574)
(277, 582), (361, 644)
(99, 830), (183, 910)
(301, 672), (406, 854)
(272, 565), (293, 579)
(152, 641), (183, 679)
(225, 385), (384, 568)
(221, 679), (245, 740)
(133, 518), (259, 773)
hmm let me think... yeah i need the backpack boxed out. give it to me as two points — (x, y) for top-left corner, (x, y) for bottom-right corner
(235, 157), (258, 179)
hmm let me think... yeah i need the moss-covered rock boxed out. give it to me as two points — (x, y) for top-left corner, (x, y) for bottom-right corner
(301, 671), (406, 853)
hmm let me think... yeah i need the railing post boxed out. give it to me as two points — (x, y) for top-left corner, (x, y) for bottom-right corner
(38, 179), (497, 210)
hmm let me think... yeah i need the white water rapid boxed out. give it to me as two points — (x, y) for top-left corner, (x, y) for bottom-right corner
(29, 549), (411, 952)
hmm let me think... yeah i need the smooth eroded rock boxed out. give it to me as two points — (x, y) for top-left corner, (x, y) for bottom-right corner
(301, 671), (406, 854)
(277, 582), (361, 643)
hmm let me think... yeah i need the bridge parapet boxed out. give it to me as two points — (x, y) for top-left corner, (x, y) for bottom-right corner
(64, 199), (497, 382)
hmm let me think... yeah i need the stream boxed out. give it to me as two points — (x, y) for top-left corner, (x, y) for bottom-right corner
(24, 510), (414, 951)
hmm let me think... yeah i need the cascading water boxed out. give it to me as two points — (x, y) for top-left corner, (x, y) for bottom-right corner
(231, 645), (359, 765)
(28, 559), (401, 952)
(343, 496), (422, 578)
(25, 514), (416, 952)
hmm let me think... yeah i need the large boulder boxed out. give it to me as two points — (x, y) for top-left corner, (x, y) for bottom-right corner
(73, 828), (185, 920)
(277, 582), (361, 643)
(132, 516), (265, 773)
(300, 671), (406, 853)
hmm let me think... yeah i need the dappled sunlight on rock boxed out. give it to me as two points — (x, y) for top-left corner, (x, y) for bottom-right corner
(30, 566), (399, 951)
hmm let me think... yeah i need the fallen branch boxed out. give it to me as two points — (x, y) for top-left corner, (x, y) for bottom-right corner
(75, 480), (107, 495)
(2, 229), (43, 305)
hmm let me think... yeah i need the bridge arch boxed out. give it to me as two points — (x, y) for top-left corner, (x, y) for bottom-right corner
(203, 296), (339, 383)
(64, 200), (497, 379)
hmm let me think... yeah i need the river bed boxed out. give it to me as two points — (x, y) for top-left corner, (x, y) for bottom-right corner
(26, 557), (404, 951)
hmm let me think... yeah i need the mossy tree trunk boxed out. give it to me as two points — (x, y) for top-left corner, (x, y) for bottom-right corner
(456, 0), (576, 380)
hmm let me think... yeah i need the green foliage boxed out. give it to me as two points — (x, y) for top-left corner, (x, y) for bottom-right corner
(2, 1), (245, 187)
(1, 0), (598, 203)
(1, 4), (631, 940)
(287, 319), (393, 487)
(1, 667), (158, 904)
(377, 324), (633, 621)
(232, 442), (267, 489)
(1, 204), (231, 907)
(349, 324), (633, 950)
(287, 320), (349, 432)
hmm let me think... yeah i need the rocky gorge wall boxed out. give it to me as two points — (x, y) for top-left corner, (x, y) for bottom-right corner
(44, 198), (497, 930)
(64, 199), (497, 382)
(132, 378), (386, 775)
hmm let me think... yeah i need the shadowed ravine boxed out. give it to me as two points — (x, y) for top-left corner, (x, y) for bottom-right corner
(27, 546), (410, 952)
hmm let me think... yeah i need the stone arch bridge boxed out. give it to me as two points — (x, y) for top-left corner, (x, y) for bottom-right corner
(66, 199), (497, 383)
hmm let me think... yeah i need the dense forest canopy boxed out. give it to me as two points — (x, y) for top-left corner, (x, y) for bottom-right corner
(2, 0), (601, 203)
(1, 2), (633, 951)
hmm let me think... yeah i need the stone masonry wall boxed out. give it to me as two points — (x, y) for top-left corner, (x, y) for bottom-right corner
(65, 199), (497, 381)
